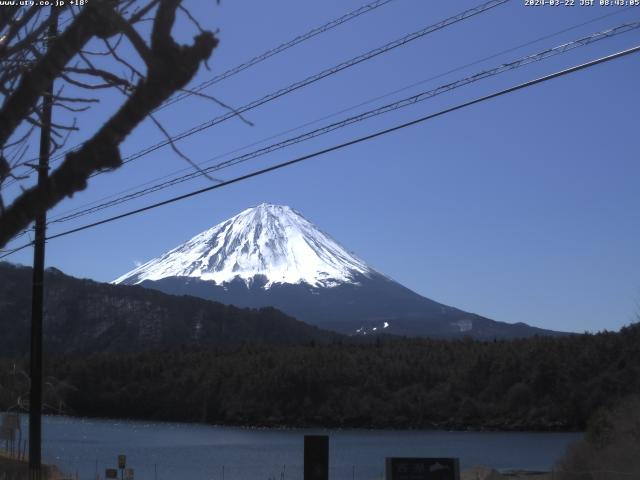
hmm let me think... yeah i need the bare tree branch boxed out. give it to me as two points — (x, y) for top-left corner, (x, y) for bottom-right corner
(126, 0), (161, 24)
(103, 36), (145, 80)
(0, 7), (38, 59)
(178, 87), (254, 127)
(0, 0), (218, 248)
(178, 4), (205, 34)
(149, 113), (222, 183)
(0, 2), (119, 147)
(64, 66), (133, 90)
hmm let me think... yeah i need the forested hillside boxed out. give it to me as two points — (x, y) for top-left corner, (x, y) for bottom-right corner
(2, 323), (636, 431)
(0, 262), (337, 354)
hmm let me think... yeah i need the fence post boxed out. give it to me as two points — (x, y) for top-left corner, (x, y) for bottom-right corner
(304, 435), (329, 480)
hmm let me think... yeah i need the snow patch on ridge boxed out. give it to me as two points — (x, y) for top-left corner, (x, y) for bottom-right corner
(113, 203), (374, 289)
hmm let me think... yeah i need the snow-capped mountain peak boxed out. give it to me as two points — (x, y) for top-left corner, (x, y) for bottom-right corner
(113, 203), (374, 288)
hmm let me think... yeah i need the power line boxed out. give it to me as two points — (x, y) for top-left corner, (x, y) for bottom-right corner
(2, 0), (397, 185)
(339, 5), (635, 119)
(45, 21), (640, 226)
(0, 242), (32, 259)
(6, 5), (633, 199)
(3, 41), (636, 259)
(156, 0), (398, 112)
(44, 7), (636, 226)
(91, 0), (510, 177)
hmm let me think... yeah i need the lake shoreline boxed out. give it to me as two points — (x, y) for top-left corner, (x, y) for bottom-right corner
(30, 414), (581, 480)
(28, 410), (584, 435)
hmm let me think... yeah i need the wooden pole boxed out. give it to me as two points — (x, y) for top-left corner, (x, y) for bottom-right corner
(29, 7), (57, 480)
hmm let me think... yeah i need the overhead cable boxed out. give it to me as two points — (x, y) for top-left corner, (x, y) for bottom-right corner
(44, 7), (636, 225)
(111, 0), (509, 172)
(156, 0), (398, 112)
(2, 41), (636, 260)
(46, 21), (640, 225)
(2, 0), (398, 184)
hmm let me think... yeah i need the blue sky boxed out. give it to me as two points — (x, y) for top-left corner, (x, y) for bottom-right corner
(3, 0), (639, 333)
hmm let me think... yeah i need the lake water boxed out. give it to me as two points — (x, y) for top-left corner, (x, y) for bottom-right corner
(17, 415), (582, 480)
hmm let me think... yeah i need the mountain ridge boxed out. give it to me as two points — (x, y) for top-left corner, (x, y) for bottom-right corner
(141, 273), (565, 340)
(114, 203), (565, 339)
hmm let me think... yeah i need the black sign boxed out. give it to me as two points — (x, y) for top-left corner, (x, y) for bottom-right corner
(105, 469), (118, 479)
(385, 458), (459, 480)
(304, 435), (329, 480)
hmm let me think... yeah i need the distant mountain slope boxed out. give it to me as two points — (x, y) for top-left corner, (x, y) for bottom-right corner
(142, 273), (564, 340)
(0, 262), (337, 356)
(116, 203), (565, 340)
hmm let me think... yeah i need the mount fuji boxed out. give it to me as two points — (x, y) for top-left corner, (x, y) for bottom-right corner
(114, 203), (562, 339)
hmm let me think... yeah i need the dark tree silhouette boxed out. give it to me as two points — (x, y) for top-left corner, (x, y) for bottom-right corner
(0, 0), (218, 248)
(1, 322), (634, 430)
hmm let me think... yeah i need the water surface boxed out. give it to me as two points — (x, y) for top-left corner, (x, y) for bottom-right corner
(24, 415), (582, 479)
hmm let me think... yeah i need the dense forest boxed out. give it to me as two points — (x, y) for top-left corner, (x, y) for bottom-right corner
(2, 323), (638, 431)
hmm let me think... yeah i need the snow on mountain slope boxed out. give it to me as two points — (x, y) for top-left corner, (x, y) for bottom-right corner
(113, 203), (374, 288)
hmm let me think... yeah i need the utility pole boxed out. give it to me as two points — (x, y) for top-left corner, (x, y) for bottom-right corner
(29, 7), (58, 480)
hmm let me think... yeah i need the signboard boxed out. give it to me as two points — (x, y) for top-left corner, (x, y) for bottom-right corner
(304, 435), (329, 480)
(385, 458), (460, 480)
(124, 468), (134, 480)
(105, 469), (118, 479)
(118, 455), (127, 469)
